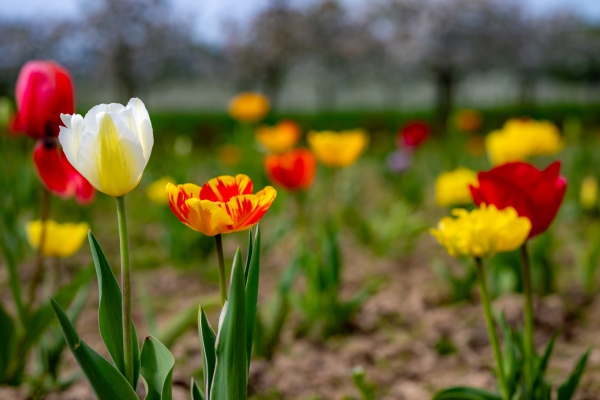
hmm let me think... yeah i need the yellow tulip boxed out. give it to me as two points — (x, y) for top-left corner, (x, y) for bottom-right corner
(307, 129), (368, 168)
(27, 220), (89, 258)
(255, 120), (301, 153)
(431, 204), (531, 259)
(146, 176), (174, 206)
(580, 175), (598, 211)
(228, 92), (270, 123)
(485, 119), (563, 166)
(435, 168), (478, 207)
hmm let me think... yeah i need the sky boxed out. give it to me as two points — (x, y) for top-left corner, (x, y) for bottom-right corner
(1, 0), (600, 45)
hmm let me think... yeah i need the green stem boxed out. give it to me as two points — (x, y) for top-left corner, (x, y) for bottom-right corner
(214, 234), (228, 306)
(520, 243), (535, 390)
(0, 238), (26, 327)
(116, 195), (134, 386)
(475, 257), (509, 400)
(27, 187), (50, 309)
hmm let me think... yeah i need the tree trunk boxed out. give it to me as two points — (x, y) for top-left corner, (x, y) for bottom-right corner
(434, 68), (454, 135)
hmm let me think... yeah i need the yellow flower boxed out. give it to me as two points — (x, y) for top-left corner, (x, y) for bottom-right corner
(228, 92), (270, 123)
(431, 204), (531, 259)
(454, 109), (483, 133)
(435, 168), (478, 207)
(485, 119), (563, 166)
(255, 120), (301, 153)
(27, 220), (89, 258)
(146, 176), (173, 206)
(307, 129), (368, 168)
(580, 176), (598, 211)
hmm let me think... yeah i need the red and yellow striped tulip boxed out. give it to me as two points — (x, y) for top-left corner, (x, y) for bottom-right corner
(264, 148), (316, 191)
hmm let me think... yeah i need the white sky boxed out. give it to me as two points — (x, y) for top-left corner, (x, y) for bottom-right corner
(1, 0), (599, 44)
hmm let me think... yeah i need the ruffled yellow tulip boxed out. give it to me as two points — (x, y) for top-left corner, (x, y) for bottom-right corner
(431, 204), (531, 259)
(146, 176), (173, 206)
(255, 120), (300, 153)
(228, 92), (270, 123)
(58, 98), (153, 197)
(307, 129), (368, 168)
(27, 220), (89, 258)
(435, 168), (478, 207)
(486, 119), (563, 166)
(580, 176), (598, 211)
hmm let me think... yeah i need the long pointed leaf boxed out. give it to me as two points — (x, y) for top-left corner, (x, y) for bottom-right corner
(245, 227), (260, 368)
(191, 378), (206, 400)
(0, 302), (15, 380)
(199, 307), (216, 399)
(533, 329), (560, 388)
(432, 386), (502, 400)
(140, 336), (174, 400)
(244, 229), (254, 283)
(557, 350), (590, 400)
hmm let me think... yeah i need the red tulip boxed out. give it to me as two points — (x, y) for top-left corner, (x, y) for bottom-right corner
(13, 61), (74, 139)
(398, 120), (430, 148)
(264, 148), (317, 191)
(33, 140), (95, 205)
(469, 161), (566, 238)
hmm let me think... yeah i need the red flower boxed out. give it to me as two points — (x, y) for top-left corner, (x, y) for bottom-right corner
(264, 148), (317, 191)
(33, 140), (95, 205)
(469, 161), (566, 238)
(13, 60), (74, 139)
(398, 120), (430, 148)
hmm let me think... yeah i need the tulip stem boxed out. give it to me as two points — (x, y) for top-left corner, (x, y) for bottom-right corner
(475, 257), (508, 400)
(520, 243), (535, 390)
(28, 187), (50, 308)
(116, 195), (134, 387)
(215, 234), (228, 307)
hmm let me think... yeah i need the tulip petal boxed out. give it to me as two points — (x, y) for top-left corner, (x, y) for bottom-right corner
(226, 186), (277, 232)
(33, 141), (70, 197)
(166, 183), (202, 224)
(200, 175), (253, 203)
(184, 199), (234, 236)
(120, 98), (153, 162)
(59, 113), (87, 166)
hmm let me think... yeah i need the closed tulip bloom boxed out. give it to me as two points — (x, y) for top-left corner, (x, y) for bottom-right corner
(398, 120), (430, 149)
(27, 220), (89, 258)
(431, 204), (531, 259)
(146, 176), (174, 206)
(470, 161), (566, 238)
(265, 148), (316, 191)
(255, 120), (301, 153)
(435, 168), (478, 207)
(166, 174), (277, 236)
(58, 98), (153, 197)
(485, 119), (563, 165)
(13, 60), (75, 139)
(228, 92), (270, 123)
(307, 129), (368, 168)
(580, 176), (598, 211)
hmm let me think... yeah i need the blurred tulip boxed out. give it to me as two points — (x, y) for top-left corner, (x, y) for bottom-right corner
(580, 176), (598, 211)
(470, 161), (566, 238)
(13, 61), (74, 139)
(33, 140), (95, 204)
(255, 120), (301, 153)
(265, 148), (316, 191)
(386, 148), (412, 173)
(307, 129), (368, 168)
(166, 174), (276, 236)
(435, 168), (478, 207)
(59, 98), (153, 197)
(398, 120), (430, 148)
(431, 204), (531, 259)
(485, 119), (563, 165)
(454, 109), (483, 133)
(27, 219), (89, 258)
(228, 92), (270, 123)
(217, 145), (243, 167)
(146, 176), (174, 206)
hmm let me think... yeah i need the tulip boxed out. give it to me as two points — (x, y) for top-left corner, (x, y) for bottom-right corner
(27, 220), (89, 258)
(13, 61), (74, 139)
(469, 161), (566, 238)
(255, 120), (301, 153)
(228, 92), (270, 123)
(32, 140), (95, 205)
(146, 176), (174, 206)
(58, 98), (154, 197)
(166, 174), (277, 237)
(454, 109), (483, 133)
(431, 204), (531, 259)
(307, 129), (368, 168)
(485, 119), (563, 165)
(435, 168), (478, 207)
(398, 120), (430, 149)
(580, 176), (598, 211)
(265, 148), (316, 191)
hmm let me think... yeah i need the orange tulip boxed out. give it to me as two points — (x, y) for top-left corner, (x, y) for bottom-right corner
(228, 92), (270, 123)
(166, 174), (276, 236)
(265, 148), (316, 191)
(255, 120), (301, 153)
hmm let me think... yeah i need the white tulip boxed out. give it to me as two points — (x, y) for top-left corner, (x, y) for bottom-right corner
(59, 98), (153, 197)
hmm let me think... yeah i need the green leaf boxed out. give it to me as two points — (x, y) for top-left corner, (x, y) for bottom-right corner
(533, 328), (560, 388)
(0, 301), (15, 380)
(432, 387), (502, 400)
(211, 248), (247, 400)
(245, 227), (260, 368)
(140, 336), (174, 400)
(190, 378), (205, 400)
(557, 349), (590, 400)
(89, 232), (140, 389)
(50, 299), (138, 400)
(198, 307), (216, 399)
(244, 229), (254, 283)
